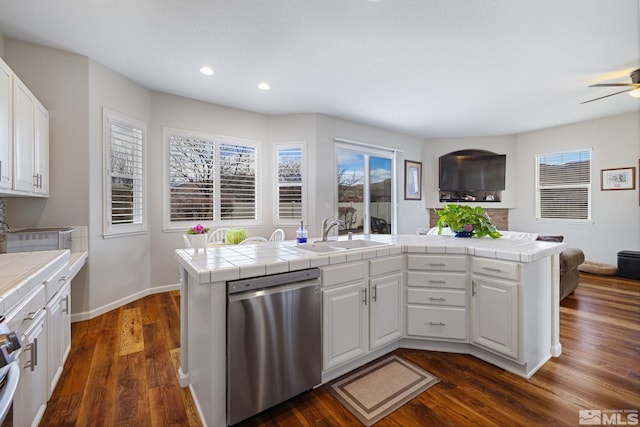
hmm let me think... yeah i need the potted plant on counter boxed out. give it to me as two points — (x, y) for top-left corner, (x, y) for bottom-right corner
(185, 224), (210, 251)
(436, 204), (502, 238)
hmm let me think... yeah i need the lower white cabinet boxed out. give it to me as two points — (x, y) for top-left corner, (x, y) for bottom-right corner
(14, 306), (48, 427)
(46, 280), (71, 397)
(470, 257), (521, 360)
(369, 272), (403, 349)
(322, 281), (368, 369)
(322, 256), (403, 370)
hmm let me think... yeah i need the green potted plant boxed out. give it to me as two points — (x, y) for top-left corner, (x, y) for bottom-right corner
(436, 204), (502, 238)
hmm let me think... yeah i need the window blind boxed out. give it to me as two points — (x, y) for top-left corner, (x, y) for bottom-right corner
(109, 120), (144, 226)
(219, 143), (257, 220)
(536, 150), (591, 220)
(168, 134), (216, 222)
(277, 147), (303, 220)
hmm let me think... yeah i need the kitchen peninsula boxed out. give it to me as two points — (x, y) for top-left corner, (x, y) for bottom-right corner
(175, 234), (565, 427)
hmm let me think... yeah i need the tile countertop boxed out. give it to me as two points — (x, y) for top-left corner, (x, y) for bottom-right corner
(0, 249), (88, 317)
(175, 234), (566, 284)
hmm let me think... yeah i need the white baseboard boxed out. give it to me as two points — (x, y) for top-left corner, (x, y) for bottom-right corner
(70, 283), (180, 323)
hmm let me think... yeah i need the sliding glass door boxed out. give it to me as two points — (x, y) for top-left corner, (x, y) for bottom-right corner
(336, 144), (395, 235)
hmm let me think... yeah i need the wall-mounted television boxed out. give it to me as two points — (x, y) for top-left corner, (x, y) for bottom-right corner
(439, 149), (506, 191)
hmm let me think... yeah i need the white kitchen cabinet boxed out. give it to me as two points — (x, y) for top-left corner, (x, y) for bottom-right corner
(0, 57), (12, 189)
(4, 71), (49, 196)
(46, 280), (71, 398)
(9, 286), (48, 427)
(322, 281), (368, 369)
(321, 256), (403, 370)
(406, 254), (468, 341)
(34, 99), (49, 195)
(369, 256), (403, 349)
(13, 76), (35, 192)
(470, 257), (521, 360)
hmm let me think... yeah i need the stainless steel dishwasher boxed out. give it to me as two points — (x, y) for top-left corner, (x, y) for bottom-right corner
(227, 268), (322, 425)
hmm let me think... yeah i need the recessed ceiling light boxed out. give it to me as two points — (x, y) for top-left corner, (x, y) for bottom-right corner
(200, 66), (214, 76)
(258, 82), (270, 91)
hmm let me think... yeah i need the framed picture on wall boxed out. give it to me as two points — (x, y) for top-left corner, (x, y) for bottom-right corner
(601, 167), (636, 191)
(404, 160), (422, 200)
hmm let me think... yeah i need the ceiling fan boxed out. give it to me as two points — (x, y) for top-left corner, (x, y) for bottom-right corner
(581, 68), (640, 104)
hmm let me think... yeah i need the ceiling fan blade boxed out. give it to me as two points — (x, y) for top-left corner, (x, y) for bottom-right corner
(580, 88), (632, 104)
(588, 83), (637, 87)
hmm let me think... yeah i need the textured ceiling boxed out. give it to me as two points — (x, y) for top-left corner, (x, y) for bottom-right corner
(0, 0), (639, 137)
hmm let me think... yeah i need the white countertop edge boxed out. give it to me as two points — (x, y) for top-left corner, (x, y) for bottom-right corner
(176, 234), (567, 281)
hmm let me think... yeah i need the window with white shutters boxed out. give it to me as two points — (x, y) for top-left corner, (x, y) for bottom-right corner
(103, 109), (146, 236)
(275, 144), (305, 223)
(164, 128), (259, 230)
(536, 149), (591, 221)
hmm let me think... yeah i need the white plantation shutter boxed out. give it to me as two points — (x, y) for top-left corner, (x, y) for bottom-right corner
(168, 133), (216, 222)
(276, 146), (304, 222)
(219, 143), (257, 220)
(536, 150), (591, 221)
(164, 129), (259, 229)
(104, 109), (146, 236)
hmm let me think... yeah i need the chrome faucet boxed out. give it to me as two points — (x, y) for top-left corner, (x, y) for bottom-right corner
(321, 216), (343, 241)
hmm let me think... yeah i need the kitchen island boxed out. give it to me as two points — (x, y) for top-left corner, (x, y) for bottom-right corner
(175, 234), (565, 427)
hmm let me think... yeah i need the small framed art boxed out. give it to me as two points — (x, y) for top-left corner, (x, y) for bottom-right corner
(601, 167), (636, 191)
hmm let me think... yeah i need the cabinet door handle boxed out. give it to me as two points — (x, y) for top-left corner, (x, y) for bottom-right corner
(62, 294), (70, 315)
(472, 280), (477, 296)
(428, 321), (445, 326)
(362, 288), (367, 306)
(59, 276), (70, 283)
(24, 338), (38, 371)
(372, 285), (377, 302)
(23, 310), (41, 321)
(428, 263), (446, 267)
(482, 267), (502, 273)
(428, 280), (446, 284)
(428, 297), (446, 301)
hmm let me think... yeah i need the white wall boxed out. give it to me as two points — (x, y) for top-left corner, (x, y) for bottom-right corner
(511, 112), (640, 265)
(86, 60), (152, 316)
(3, 38), (92, 315)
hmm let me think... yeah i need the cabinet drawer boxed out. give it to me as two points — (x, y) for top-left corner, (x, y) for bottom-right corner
(44, 262), (70, 301)
(407, 288), (466, 307)
(406, 271), (466, 289)
(369, 256), (403, 277)
(406, 254), (466, 272)
(472, 257), (520, 281)
(321, 262), (365, 288)
(407, 306), (466, 340)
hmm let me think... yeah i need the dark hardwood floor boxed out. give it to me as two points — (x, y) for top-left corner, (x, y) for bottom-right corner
(41, 273), (639, 426)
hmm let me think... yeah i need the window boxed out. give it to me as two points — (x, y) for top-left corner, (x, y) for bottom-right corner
(336, 141), (396, 235)
(165, 128), (259, 230)
(103, 108), (146, 236)
(274, 143), (306, 224)
(536, 149), (591, 221)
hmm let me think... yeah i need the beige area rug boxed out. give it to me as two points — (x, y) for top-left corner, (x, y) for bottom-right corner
(328, 355), (440, 426)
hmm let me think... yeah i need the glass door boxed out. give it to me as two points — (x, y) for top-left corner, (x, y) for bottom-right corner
(336, 145), (395, 235)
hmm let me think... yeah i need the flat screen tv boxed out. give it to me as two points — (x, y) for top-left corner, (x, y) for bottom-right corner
(439, 150), (506, 191)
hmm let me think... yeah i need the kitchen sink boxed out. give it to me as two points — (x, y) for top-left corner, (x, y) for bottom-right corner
(294, 239), (390, 254)
(328, 240), (390, 249)
(294, 242), (346, 254)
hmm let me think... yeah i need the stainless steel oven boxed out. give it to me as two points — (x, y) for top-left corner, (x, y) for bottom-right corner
(0, 320), (22, 425)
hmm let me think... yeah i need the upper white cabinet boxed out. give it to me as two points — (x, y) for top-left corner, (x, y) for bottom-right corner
(34, 99), (49, 195)
(0, 58), (50, 197)
(13, 76), (36, 192)
(0, 58), (12, 189)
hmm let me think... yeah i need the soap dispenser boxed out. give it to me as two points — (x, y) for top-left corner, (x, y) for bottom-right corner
(296, 221), (308, 244)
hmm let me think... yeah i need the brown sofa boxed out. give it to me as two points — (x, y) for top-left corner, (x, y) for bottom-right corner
(537, 235), (585, 301)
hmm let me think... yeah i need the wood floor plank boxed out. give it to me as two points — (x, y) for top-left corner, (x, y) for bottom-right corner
(42, 273), (640, 426)
(120, 306), (145, 356)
